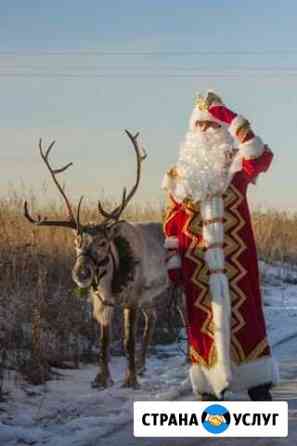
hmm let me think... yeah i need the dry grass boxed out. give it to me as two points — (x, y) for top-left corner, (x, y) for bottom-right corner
(0, 191), (296, 383)
(0, 191), (296, 308)
(252, 209), (297, 264)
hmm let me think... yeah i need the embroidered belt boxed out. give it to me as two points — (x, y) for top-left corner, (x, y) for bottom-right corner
(203, 217), (225, 225)
(209, 268), (226, 275)
(205, 242), (224, 250)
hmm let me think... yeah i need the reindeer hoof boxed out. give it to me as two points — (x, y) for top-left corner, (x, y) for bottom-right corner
(91, 374), (114, 389)
(136, 358), (145, 375)
(136, 363), (146, 376)
(122, 373), (139, 389)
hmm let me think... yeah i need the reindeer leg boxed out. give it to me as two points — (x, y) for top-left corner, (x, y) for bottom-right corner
(137, 307), (156, 375)
(92, 323), (114, 389)
(122, 306), (139, 388)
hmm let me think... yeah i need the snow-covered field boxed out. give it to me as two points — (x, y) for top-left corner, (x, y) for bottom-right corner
(1, 263), (297, 446)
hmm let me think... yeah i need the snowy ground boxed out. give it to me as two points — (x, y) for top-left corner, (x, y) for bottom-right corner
(1, 263), (297, 446)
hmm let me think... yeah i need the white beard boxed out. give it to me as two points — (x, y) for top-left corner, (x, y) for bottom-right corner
(174, 127), (234, 202)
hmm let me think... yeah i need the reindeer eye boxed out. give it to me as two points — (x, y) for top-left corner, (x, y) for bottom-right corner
(98, 240), (107, 248)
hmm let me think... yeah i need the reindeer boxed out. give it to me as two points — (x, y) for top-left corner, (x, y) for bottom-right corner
(24, 131), (170, 388)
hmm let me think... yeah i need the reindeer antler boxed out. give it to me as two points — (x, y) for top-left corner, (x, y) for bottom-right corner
(98, 130), (147, 225)
(24, 139), (82, 230)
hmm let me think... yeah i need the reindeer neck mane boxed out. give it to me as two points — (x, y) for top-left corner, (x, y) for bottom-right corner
(111, 235), (138, 295)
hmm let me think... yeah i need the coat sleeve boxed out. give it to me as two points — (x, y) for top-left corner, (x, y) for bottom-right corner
(242, 147), (274, 183)
(163, 195), (180, 239)
(163, 195), (183, 276)
(208, 103), (274, 184)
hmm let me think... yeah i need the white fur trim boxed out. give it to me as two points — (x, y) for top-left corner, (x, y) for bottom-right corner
(231, 356), (279, 391)
(161, 172), (184, 203)
(164, 237), (179, 249)
(209, 100), (223, 108)
(228, 151), (243, 178)
(166, 255), (181, 270)
(191, 355), (278, 397)
(174, 182), (190, 202)
(190, 357), (231, 399)
(239, 136), (264, 160)
(201, 196), (224, 220)
(189, 196), (232, 399)
(161, 172), (172, 191)
(229, 115), (247, 138)
(205, 247), (224, 270)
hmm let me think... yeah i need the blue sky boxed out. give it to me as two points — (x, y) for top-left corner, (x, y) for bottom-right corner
(0, 1), (296, 211)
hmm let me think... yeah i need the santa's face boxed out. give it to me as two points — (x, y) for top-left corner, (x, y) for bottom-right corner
(195, 120), (221, 132)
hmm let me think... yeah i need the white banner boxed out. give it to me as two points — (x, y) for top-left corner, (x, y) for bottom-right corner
(134, 401), (288, 437)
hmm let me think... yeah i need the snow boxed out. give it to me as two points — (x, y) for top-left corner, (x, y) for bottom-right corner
(0, 342), (191, 445)
(1, 262), (297, 446)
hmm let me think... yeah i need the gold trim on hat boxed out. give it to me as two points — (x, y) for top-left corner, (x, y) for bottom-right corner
(195, 91), (223, 111)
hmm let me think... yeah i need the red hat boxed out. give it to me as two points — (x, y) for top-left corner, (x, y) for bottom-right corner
(205, 92), (249, 138)
(193, 91), (249, 137)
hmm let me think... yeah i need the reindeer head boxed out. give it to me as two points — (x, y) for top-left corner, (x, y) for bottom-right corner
(24, 131), (146, 290)
(72, 225), (117, 289)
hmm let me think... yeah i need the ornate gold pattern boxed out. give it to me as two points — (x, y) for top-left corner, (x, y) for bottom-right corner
(182, 198), (199, 212)
(189, 343), (218, 369)
(196, 91), (223, 110)
(163, 186), (269, 368)
(167, 166), (180, 178)
(246, 338), (269, 362)
(236, 119), (250, 134)
(223, 184), (248, 363)
(244, 153), (263, 161)
(224, 185), (269, 364)
(162, 198), (180, 235)
(183, 206), (217, 366)
(196, 94), (209, 111)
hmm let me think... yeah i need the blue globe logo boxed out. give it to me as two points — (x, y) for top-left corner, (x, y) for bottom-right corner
(201, 404), (231, 434)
